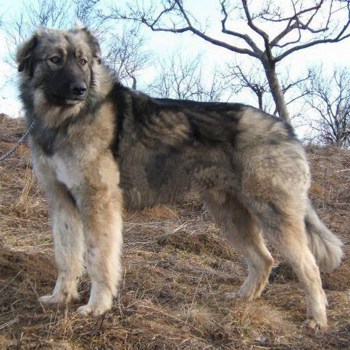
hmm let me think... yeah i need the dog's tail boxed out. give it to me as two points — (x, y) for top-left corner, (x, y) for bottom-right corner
(305, 201), (344, 272)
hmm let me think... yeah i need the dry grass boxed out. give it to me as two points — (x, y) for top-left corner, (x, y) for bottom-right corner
(0, 115), (349, 349)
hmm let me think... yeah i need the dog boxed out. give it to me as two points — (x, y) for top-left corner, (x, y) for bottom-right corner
(16, 26), (343, 330)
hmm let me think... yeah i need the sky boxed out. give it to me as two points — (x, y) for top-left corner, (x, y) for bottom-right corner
(0, 0), (349, 127)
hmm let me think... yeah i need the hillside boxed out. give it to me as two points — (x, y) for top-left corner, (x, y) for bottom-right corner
(0, 114), (349, 349)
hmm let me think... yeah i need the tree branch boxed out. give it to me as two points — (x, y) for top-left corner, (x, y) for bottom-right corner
(120, 0), (261, 59)
(241, 0), (269, 41)
(275, 1), (350, 61)
(220, 1), (262, 55)
(277, 33), (350, 62)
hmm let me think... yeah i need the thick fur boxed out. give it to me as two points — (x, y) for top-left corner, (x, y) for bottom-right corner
(17, 27), (343, 329)
(305, 201), (343, 272)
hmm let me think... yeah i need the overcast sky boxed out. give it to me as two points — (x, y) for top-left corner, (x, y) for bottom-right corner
(0, 0), (349, 122)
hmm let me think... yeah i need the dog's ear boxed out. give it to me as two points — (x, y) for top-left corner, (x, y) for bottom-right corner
(81, 27), (102, 65)
(16, 34), (39, 77)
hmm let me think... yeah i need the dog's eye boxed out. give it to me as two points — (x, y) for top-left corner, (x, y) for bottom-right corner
(50, 56), (61, 64)
(80, 58), (87, 66)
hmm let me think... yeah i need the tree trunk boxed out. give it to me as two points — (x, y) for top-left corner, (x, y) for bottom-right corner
(257, 91), (264, 111)
(262, 60), (291, 124)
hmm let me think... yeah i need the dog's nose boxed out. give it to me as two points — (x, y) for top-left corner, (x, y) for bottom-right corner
(70, 81), (87, 96)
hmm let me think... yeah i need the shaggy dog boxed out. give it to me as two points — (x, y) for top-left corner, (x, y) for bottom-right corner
(17, 26), (343, 330)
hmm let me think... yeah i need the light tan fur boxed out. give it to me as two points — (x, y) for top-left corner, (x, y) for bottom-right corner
(30, 93), (123, 315)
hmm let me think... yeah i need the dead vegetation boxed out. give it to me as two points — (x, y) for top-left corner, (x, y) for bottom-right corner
(0, 114), (349, 349)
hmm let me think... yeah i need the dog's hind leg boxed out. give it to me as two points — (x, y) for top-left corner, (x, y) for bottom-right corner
(40, 184), (84, 305)
(204, 191), (274, 301)
(273, 219), (327, 330)
(255, 199), (328, 330)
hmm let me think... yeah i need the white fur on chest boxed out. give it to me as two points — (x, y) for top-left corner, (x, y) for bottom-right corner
(50, 154), (83, 190)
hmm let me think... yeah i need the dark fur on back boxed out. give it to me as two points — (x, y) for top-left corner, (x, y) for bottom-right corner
(16, 26), (343, 328)
(112, 89), (295, 209)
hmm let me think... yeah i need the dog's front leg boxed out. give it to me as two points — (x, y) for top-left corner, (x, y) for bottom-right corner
(76, 171), (123, 316)
(32, 150), (85, 306)
(40, 184), (85, 305)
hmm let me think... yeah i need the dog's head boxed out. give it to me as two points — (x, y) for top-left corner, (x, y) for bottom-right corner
(17, 26), (102, 107)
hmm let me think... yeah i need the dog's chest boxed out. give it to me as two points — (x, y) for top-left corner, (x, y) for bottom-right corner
(50, 154), (83, 190)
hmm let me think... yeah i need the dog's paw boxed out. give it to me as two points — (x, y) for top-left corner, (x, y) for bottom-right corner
(39, 291), (79, 305)
(76, 303), (111, 316)
(76, 305), (94, 316)
(40, 294), (64, 304)
(304, 318), (328, 332)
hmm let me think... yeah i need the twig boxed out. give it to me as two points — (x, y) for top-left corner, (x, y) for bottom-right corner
(336, 168), (350, 172)
(26, 278), (47, 312)
(0, 318), (19, 330)
(0, 271), (22, 294)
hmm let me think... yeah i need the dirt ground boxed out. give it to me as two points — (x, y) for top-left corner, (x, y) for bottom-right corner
(0, 114), (349, 349)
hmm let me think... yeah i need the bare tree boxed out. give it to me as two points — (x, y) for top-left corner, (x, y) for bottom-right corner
(104, 26), (150, 89)
(113, 0), (350, 123)
(4, 0), (71, 47)
(222, 62), (271, 111)
(222, 60), (312, 118)
(148, 52), (226, 101)
(302, 66), (350, 148)
(74, 0), (103, 28)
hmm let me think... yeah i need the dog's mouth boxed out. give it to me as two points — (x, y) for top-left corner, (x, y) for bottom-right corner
(64, 97), (85, 105)
(47, 94), (86, 106)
